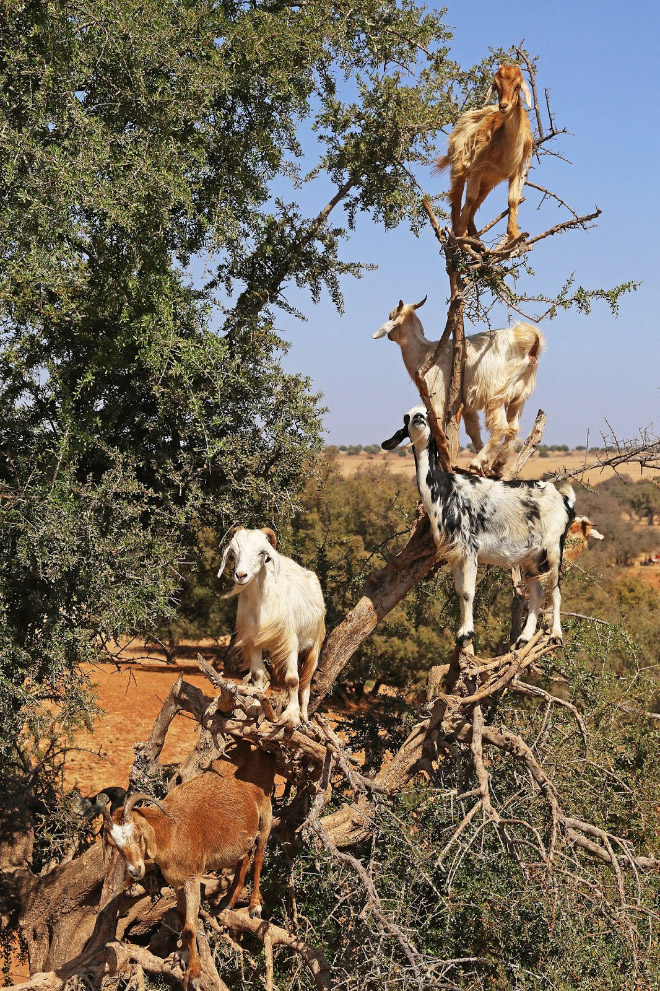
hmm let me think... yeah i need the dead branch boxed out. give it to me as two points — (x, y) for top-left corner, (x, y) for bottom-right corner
(203, 909), (332, 991)
(312, 510), (440, 708)
(510, 679), (588, 752)
(550, 436), (660, 483)
(307, 806), (428, 987)
(500, 410), (547, 480)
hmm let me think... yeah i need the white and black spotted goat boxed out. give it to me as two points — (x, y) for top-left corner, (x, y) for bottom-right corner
(382, 406), (576, 647)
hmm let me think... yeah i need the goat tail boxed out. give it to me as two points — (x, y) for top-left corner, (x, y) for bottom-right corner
(512, 321), (545, 360)
(555, 480), (576, 511)
(432, 154), (450, 175)
(299, 619), (326, 692)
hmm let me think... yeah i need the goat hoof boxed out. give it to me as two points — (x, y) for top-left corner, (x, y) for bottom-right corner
(278, 711), (300, 729)
(514, 637), (529, 649)
(249, 904), (262, 919)
(456, 632), (474, 648)
(550, 636), (563, 647)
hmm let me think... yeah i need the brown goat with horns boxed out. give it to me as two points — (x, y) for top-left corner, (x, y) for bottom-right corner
(102, 743), (275, 989)
(435, 64), (533, 243)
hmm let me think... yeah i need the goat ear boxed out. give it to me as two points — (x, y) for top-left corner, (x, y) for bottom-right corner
(143, 822), (157, 860)
(413, 295), (427, 310)
(484, 84), (496, 106)
(271, 551), (281, 582)
(381, 424), (410, 451)
(261, 527), (277, 549)
(217, 543), (234, 580)
(396, 299), (403, 312)
(520, 79), (532, 109)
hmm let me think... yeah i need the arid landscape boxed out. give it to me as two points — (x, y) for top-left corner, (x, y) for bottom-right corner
(333, 447), (655, 485)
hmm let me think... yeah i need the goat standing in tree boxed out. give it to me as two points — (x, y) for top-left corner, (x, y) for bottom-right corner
(218, 526), (326, 727)
(102, 743), (275, 990)
(374, 297), (544, 473)
(382, 406), (576, 647)
(435, 64), (533, 243)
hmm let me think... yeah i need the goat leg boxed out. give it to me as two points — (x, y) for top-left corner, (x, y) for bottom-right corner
(226, 854), (251, 910)
(178, 880), (202, 990)
(249, 805), (273, 919)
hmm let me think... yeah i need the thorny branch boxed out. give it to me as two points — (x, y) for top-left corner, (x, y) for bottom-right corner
(7, 49), (657, 991)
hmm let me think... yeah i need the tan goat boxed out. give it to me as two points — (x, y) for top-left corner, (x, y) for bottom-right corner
(435, 64), (533, 243)
(563, 516), (604, 565)
(374, 297), (544, 472)
(102, 743), (275, 990)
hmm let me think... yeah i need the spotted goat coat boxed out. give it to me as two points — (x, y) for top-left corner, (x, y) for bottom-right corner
(382, 406), (576, 646)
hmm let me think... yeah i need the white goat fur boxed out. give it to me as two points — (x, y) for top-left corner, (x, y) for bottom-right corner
(382, 406), (576, 646)
(218, 527), (326, 726)
(374, 299), (544, 472)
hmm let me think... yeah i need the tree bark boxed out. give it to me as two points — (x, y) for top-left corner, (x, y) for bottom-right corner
(311, 513), (440, 708)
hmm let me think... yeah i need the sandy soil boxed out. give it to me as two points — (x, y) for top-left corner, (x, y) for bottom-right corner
(66, 638), (232, 794)
(333, 449), (653, 486)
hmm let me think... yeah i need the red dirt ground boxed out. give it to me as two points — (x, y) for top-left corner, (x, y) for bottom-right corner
(66, 639), (234, 794)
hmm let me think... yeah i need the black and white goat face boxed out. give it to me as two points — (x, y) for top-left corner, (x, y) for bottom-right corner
(217, 527), (280, 587)
(381, 405), (429, 451)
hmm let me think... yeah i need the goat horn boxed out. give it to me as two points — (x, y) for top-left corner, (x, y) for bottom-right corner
(123, 793), (169, 818)
(413, 295), (427, 310)
(521, 79), (532, 109)
(261, 527), (277, 549)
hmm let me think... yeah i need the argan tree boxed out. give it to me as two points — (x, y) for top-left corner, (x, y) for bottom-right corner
(1, 4), (659, 991)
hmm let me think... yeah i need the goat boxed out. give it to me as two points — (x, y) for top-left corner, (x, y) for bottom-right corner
(382, 406), (576, 646)
(373, 297), (544, 473)
(563, 516), (604, 565)
(218, 526), (326, 727)
(102, 743), (275, 990)
(435, 64), (533, 243)
(78, 786), (127, 820)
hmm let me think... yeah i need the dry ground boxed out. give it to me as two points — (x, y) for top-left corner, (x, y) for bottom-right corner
(334, 449), (653, 486)
(65, 638), (232, 794)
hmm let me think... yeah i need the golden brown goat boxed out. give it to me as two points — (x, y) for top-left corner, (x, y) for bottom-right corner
(435, 64), (533, 243)
(563, 516), (604, 565)
(102, 743), (275, 990)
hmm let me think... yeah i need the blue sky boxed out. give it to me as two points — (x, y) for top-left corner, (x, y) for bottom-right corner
(274, 1), (660, 447)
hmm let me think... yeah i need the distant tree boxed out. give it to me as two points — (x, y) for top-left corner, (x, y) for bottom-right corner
(629, 481), (660, 526)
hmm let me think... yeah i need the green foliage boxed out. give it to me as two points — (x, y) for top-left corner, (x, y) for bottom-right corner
(244, 618), (660, 991)
(0, 0), (461, 766)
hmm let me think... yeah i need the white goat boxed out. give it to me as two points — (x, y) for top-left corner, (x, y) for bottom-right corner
(374, 297), (544, 472)
(218, 527), (326, 727)
(435, 64), (533, 243)
(382, 406), (576, 646)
